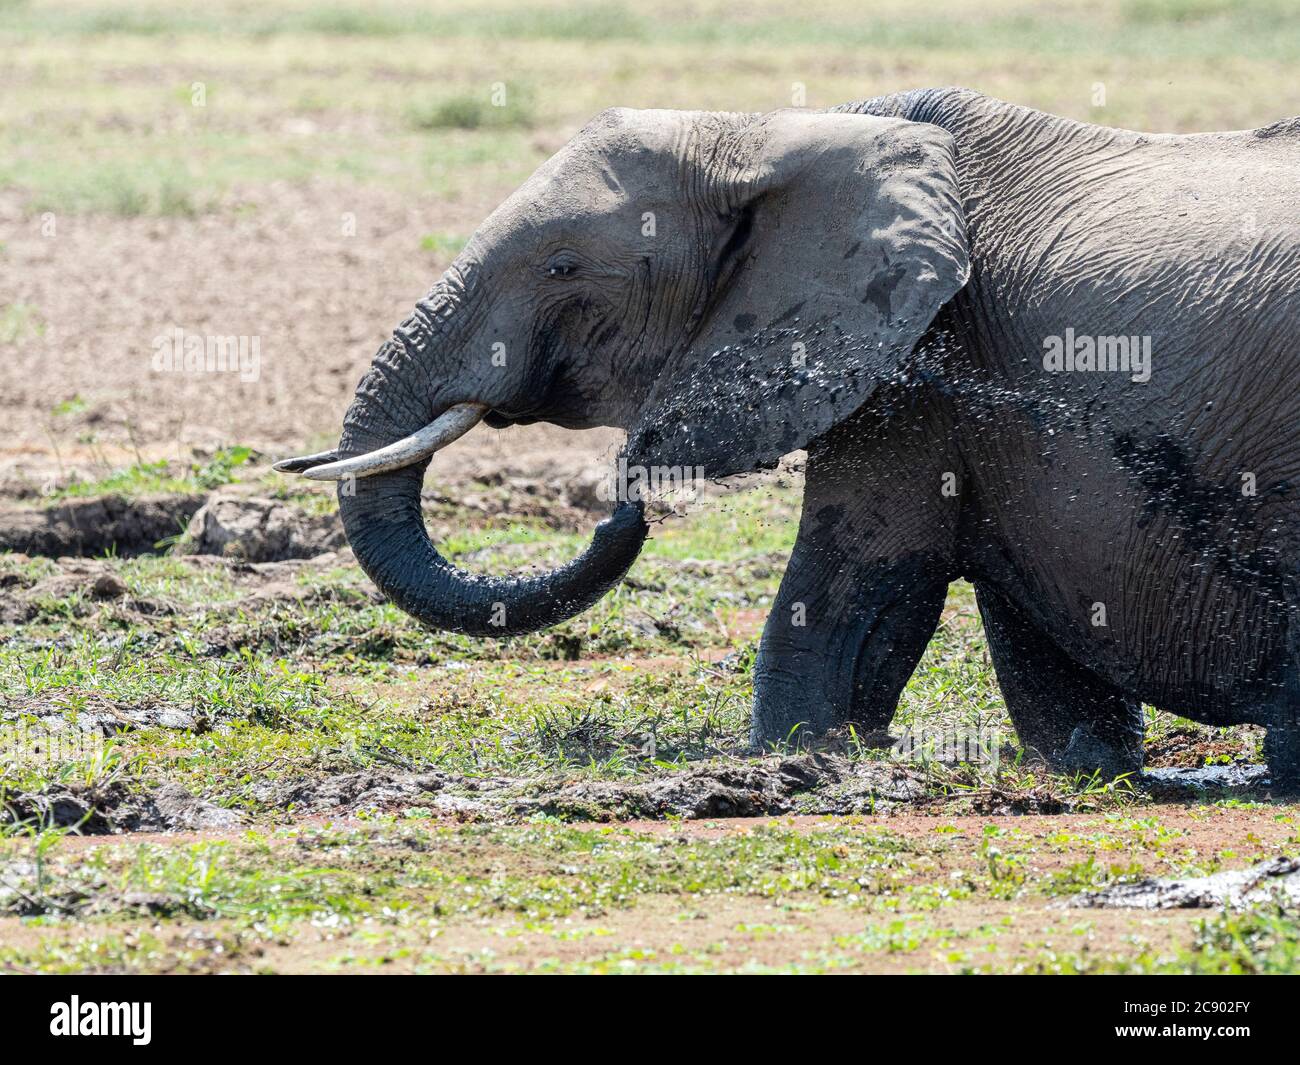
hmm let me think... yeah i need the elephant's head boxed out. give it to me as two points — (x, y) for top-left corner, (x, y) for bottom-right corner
(277, 107), (969, 636)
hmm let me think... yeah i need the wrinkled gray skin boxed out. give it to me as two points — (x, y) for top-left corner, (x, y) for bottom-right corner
(292, 89), (1300, 787)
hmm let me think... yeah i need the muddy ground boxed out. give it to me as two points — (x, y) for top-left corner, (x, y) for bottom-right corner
(3, 526), (1296, 972)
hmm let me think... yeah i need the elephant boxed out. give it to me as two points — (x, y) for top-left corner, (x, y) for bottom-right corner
(278, 88), (1300, 788)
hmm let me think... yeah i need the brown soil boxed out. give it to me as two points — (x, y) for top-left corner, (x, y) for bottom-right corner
(256, 806), (1300, 972)
(601, 806), (1300, 852)
(1146, 726), (1256, 768)
(248, 893), (1207, 975)
(12, 807), (1291, 973)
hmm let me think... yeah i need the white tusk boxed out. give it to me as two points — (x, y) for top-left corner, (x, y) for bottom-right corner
(301, 402), (489, 481)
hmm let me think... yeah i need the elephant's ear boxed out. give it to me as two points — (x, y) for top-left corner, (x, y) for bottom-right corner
(625, 110), (969, 477)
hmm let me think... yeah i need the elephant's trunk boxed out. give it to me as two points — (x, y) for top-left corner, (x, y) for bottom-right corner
(331, 304), (647, 637)
(338, 463), (646, 636)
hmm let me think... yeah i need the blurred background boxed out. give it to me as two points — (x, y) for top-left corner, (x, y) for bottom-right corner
(1, 0), (1298, 493)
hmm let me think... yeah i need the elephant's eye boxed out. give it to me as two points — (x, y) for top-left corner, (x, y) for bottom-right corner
(543, 255), (580, 280)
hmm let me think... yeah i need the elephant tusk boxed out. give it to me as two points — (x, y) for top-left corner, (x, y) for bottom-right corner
(297, 402), (489, 481)
(272, 449), (339, 474)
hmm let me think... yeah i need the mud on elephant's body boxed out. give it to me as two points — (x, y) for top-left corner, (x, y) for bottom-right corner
(280, 89), (1300, 788)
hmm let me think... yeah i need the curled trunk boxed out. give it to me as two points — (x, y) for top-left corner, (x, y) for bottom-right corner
(335, 336), (647, 637)
(338, 464), (646, 636)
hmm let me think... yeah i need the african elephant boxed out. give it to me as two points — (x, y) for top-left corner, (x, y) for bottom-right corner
(278, 88), (1300, 788)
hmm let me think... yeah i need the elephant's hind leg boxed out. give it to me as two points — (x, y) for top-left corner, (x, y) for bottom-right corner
(1264, 723), (1300, 795)
(975, 586), (1144, 778)
(1263, 614), (1300, 794)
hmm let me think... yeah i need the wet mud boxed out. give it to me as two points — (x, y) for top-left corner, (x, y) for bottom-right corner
(4, 757), (1284, 836)
(2, 781), (243, 837)
(1074, 856), (1300, 910)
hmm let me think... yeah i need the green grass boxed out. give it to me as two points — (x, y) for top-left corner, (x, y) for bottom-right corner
(0, 474), (1009, 809)
(23, 162), (207, 218)
(0, 482), (794, 802)
(40, 446), (254, 501)
(2, 1), (1297, 215)
(407, 88), (536, 132)
(0, 499), (1255, 823)
(0, 303), (45, 343)
(0, 822), (927, 924)
(0, 467), (1265, 811)
(4, 1), (1299, 59)
(983, 906), (1300, 974)
(1, 814), (1296, 973)
(419, 232), (469, 257)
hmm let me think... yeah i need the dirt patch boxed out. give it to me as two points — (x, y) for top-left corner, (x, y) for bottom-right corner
(514, 755), (927, 820)
(603, 806), (1300, 849)
(0, 488), (349, 562)
(5, 800), (1296, 973)
(0, 547), (364, 629)
(240, 755), (929, 821)
(0, 556), (181, 622)
(0, 493), (204, 557)
(4, 754), (1286, 838)
(254, 769), (466, 817)
(1146, 725), (1258, 768)
(2, 690), (207, 734)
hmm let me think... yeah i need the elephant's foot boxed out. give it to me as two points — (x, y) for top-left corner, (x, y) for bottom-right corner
(1265, 719), (1300, 795)
(751, 552), (948, 749)
(976, 585), (1144, 779)
(1059, 722), (1143, 780)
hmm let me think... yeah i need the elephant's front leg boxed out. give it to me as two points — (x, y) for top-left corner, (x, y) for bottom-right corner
(751, 407), (957, 747)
